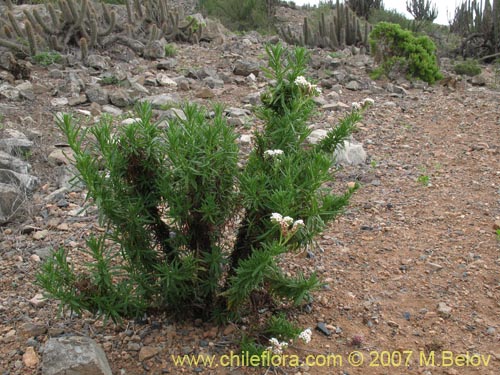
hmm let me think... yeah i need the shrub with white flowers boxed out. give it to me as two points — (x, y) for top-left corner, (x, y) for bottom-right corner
(38, 43), (371, 332)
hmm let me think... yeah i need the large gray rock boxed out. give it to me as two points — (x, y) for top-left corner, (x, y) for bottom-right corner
(42, 336), (112, 375)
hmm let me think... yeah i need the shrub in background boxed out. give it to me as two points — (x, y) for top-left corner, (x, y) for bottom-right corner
(369, 22), (443, 84)
(198, 0), (277, 32)
(37, 43), (368, 324)
(453, 59), (482, 76)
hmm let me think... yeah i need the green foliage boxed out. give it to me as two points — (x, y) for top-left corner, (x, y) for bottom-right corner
(496, 228), (500, 241)
(369, 22), (443, 84)
(454, 59), (482, 76)
(265, 313), (302, 341)
(32, 51), (62, 66)
(369, 8), (412, 30)
(164, 43), (177, 57)
(198, 0), (275, 31)
(37, 44), (368, 325)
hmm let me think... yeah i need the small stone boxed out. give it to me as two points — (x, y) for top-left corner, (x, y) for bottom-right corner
(29, 293), (46, 307)
(30, 254), (41, 262)
(33, 230), (49, 240)
(157, 74), (177, 87)
(223, 325), (236, 336)
(23, 347), (39, 368)
(139, 346), (159, 361)
(57, 223), (70, 231)
(437, 302), (452, 316)
(427, 262), (443, 271)
(486, 327), (496, 335)
(493, 220), (500, 230)
(51, 97), (69, 107)
(387, 321), (400, 329)
(347, 181), (356, 189)
(196, 87), (215, 99)
(316, 322), (331, 336)
(127, 342), (141, 351)
(19, 322), (47, 338)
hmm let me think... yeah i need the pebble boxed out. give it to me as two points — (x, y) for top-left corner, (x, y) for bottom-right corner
(316, 322), (331, 336)
(138, 346), (159, 361)
(486, 327), (496, 335)
(22, 347), (39, 368)
(437, 302), (452, 316)
(32, 230), (49, 240)
(29, 294), (46, 308)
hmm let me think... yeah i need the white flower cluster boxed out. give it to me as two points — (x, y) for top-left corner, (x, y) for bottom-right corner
(298, 328), (312, 344)
(264, 149), (284, 158)
(352, 98), (375, 111)
(266, 338), (289, 355)
(294, 76), (322, 96)
(270, 213), (304, 236)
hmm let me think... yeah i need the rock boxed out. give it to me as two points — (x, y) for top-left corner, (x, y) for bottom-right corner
(0, 151), (30, 174)
(144, 40), (166, 59)
(493, 220), (500, 230)
(157, 58), (178, 70)
(0, 183), (23, 224)
(159, 108), (187, 122)
(139, 346), (159, 361)
(196, 87), (215, 99)
(35, 247), (53, 259)
(0, 133), (33, 156)
(157, 74), (178, 88)
(33, 230), (49, 240)
(316, 322), (332, 336)
(17, 81), (35, 100)
(68, 95), (88, 106)
(321, 102), (349, 111)
(0, 83), (21, 100)
(48, 148), (74, 166)
(334, 139), (367, 166)
(102, 105), (123, 116)
(470, 74), (486, 86)
(19, 323), (47, 338)
(109, 89), (133, 107)
(86, 54), (109, 70)
(437, 302), (452, 316)
(204, 76), (224, 89)
(346, 80), (361, 90)
(29, 293), (46, 308)
(42, 336), (113, 375)
(86, 85), (109, 105)
(139, 93), (181, 109)
(200, 18), (228, 44)
(0, 169), (38, 191)
(23, 347), (39, 368)
(306, 129), (328, 145)
(486, 327), (496, 335)
(233, 60), (260, 77)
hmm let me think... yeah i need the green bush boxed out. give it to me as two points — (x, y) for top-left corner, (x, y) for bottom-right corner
(198, 0), (274, 31)
(369, 22), (442, 84)
(453, 59), (482, 77)
(368, 8), (412, 29)
(32, 52), (62, 66)
(37, 44), (368, 323)
(164, 43), (177, 57)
